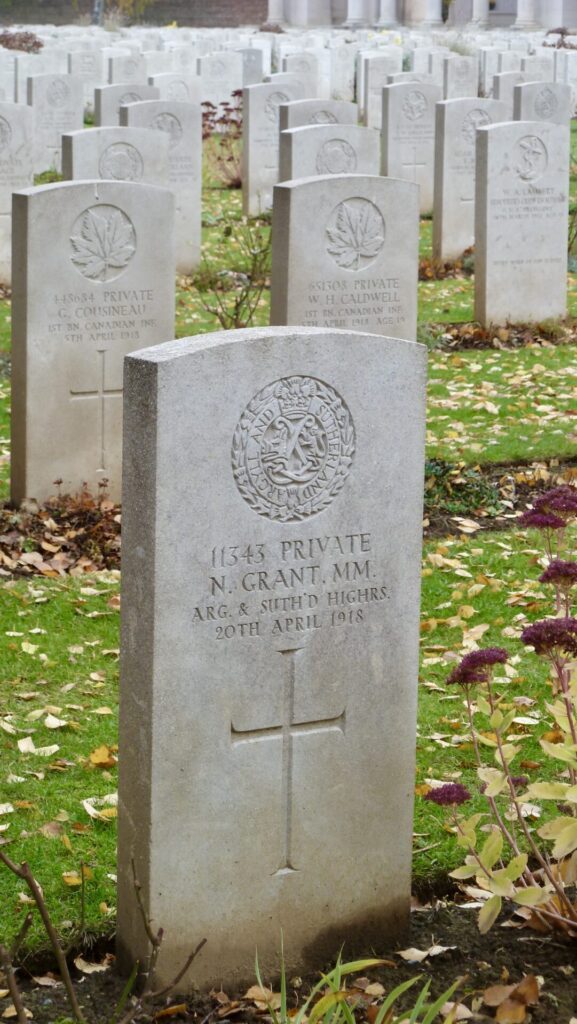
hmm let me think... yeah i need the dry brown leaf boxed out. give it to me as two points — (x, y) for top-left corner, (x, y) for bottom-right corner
(155, 1006), (187, 1020)
(74, 954), (113, 974)
(2, 1007), (32, 1019)
(244, 986), (281, 1010)
(89, 744), (117, 768)
(496, 1000), (526, 1024)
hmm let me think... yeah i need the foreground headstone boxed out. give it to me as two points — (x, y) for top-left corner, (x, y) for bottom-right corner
(271, 175), (418, 341)
(433, 97), (507, 263)
(381, 82), (441, 215)
(120, 100), (202, 274)
(117, 324), (426, 989)
(475, 121), (569, 325)
(279, 123), (380, 181)
(11, 181), (175, 504)
(0, 102), (33, 283)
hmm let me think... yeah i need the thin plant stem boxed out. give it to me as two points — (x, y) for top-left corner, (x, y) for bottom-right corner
(0, 944), (28, 1024)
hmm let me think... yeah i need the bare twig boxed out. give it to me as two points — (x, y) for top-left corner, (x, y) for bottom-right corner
(0, 849), (87, 1023)
(0, 943), (28, 1024)
(10, 912), (33, 960)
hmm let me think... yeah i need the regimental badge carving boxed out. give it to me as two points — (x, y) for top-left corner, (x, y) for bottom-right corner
(316, 138), (357, 175)
(70, 205), (136, 283)
(326, 197), (385, 271)
(212, 59), (226, 75)
(167, 80), (189, 101)
(402, 90), (427, 121)
(46, 78), (69, 108)
(514, 135), (548, 182)
(264, 91), (289, 124)
(151, 111), (183, 148)
(535, 86), (558, 119)
(232, 376), (355, 522)
(0, 116), (12, 150)
(120, 91), (141, 105)
(461, 108), (491, 144)
(99, 142), (144, 181)
(310, 110), (338, 124)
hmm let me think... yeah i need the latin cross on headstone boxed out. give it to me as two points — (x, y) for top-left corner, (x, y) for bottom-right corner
(402, 146), (427, 182)
(69, 349), (122, 473)
(231, 645), (346, 876)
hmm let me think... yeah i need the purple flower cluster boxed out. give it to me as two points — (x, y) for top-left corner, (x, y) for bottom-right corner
(539, 559), (577, 589)
(424, 783), (471, 807)
(520, 486), (577, 531)
(447, 648), (509, 688)
(521, 617), (577, 657)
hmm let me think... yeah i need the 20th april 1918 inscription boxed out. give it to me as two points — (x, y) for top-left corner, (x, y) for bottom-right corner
(192, 531), (389, 641)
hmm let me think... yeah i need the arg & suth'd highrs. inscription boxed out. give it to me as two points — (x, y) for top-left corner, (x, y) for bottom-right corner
(193, 374), (388, 641)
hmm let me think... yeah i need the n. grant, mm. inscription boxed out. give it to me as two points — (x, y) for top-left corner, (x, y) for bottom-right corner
(192, 529), (387, 642)
(232, 375), (355, 522)
(70, 205), (136, 283)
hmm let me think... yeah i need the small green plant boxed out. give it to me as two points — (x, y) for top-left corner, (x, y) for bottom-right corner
(193, 216), (270, 329)
(255, 945), (461, 1024)
(424, 459), (502, 518)
(428, 484), (577, 937)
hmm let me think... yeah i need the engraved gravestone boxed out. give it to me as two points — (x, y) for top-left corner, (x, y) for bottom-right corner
(270, 175), (418, 341)
(147, 72), (202, 105)
(27, 73), (84, 173)
(117, 324), (426, 989)
(475, 121), (569, 325)
(279, 98), (358, 132)
(279, 124), (380, 182)
(0, 102), (33, 284)
(95, 84), (160, 127)
(120, 100), (202, 274)
(62, 126), (170, 187)
(513, 81), (571, 127)
(242, 80), (305, 216)
(492, 71), (530, 120)
(443, 55), (478, 100)
(433, 97), (507, 263)
(67, 50), (105, 111)
(108, 53), (146, 85)
(11, 180), (175, 504)
(363, 50), (403, 129)
(381, 82), (441, 215)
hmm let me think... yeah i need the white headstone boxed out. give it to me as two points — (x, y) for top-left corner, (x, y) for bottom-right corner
(62, 125), (170, 186)
(27, 73), (83, 173)
(0, 102), (33, 283)
(279, 123), (380, 181)
(120, 99), (202, 275)
(513, 81), (572, 126)
(242, 80), (305, 216)
(11, 180), (175, 504)
(433, 97), (507, 263)
(117, 323), (426, 989)
(381, 82), (441, 215)
(475, 121), (569, 325)
(95, 83), (160, 127)
(271, 174), (419, 341)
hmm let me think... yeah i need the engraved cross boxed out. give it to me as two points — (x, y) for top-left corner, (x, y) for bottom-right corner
(231, 646), (346, 876)
(69, 349), (122, 473)
(402, 146), (427, 182)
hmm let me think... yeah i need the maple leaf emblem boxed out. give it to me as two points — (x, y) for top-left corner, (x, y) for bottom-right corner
(70, 207), (136, 283)
(326, 198), (385, 271)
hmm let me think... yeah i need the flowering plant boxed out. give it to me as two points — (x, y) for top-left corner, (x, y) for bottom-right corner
(433, 485), (577, 936)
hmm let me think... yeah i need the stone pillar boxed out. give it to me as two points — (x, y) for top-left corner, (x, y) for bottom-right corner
(470, 0), (489, 25)
(513, 0), (540, 29)
(264, 0), (285, 24)
(345, 0), (370, 26)
(404, 0), (443, 27)
(375, 0), (399, 26)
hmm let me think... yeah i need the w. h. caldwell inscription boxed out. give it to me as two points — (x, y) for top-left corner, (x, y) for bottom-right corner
(118, 326), (426, 990)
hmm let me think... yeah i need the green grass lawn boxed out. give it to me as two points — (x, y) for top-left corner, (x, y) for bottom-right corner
(0, 157), (576, 956)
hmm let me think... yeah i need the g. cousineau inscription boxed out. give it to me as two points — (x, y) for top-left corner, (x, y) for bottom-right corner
(119, 326), (427, 991)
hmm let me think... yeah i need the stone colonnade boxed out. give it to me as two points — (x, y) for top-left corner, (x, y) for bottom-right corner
(265, 0), (561, 28)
